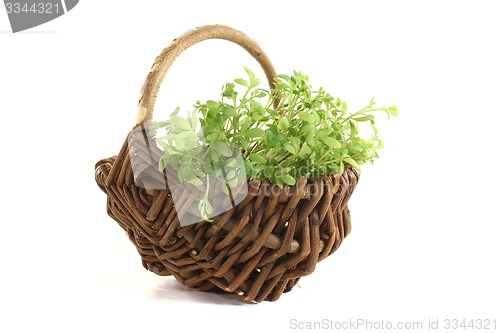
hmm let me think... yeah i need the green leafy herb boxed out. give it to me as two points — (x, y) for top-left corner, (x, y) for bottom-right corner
(150, 67), (397, 220)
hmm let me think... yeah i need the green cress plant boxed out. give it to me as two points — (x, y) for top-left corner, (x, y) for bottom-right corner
(149, 68), (397, 220)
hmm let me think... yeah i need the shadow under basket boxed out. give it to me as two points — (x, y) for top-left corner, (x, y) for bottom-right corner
(94, 25), (360, 303)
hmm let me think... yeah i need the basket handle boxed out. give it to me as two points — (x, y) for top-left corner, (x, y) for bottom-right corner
(136, 24), (277, 124)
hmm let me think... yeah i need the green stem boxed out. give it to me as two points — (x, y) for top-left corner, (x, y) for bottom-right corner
(317, 144), (338, 163)
(313, 158), (342, 166)
(342, 108), (389, 124)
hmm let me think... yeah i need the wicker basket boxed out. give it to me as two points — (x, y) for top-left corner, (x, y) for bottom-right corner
(95, 25), (360, 302)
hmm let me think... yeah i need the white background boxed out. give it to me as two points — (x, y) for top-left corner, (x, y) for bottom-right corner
(1, 1), (499, 332)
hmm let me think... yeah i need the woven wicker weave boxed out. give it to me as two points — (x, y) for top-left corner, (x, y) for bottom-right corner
(95, 25), (360, 302)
